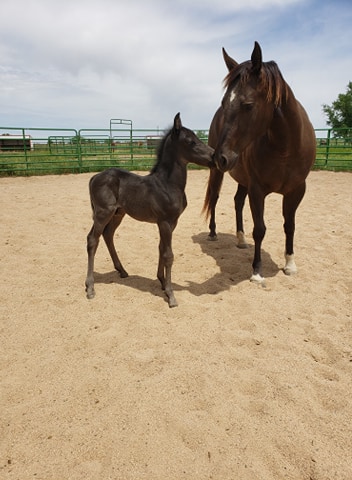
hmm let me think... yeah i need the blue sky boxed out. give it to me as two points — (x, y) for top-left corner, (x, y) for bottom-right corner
(0, 0), (351, 130)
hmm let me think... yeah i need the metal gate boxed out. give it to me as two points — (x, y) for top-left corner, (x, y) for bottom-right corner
(1, 126), (351, 176)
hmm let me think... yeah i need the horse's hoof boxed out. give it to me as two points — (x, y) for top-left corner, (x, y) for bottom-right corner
(250, 273), (266, 286)
(207, 234), (218, 242)
(283, 254), (297, 275)
(119, 270), (129, 278)
(283, 266), (297, 276)
(236, 231), (248, 248)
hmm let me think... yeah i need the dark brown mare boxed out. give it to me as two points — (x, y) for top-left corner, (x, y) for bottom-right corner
(85, 113), (213, 307)
(203, 42), (316, 283)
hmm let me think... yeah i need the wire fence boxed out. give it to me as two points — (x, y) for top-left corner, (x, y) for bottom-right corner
(0, 125), (351, 176)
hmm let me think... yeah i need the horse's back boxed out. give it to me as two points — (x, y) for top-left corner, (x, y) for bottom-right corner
(89, 168), (142, 214)
(89, 168), (186, 224)
(90, 168), (122, 201)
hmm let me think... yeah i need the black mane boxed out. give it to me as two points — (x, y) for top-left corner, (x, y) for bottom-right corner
(150, 127), (174, 175)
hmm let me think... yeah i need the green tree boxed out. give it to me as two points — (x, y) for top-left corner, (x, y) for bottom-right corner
(322, 82), (352, 137)
(196, 130), (208, 142)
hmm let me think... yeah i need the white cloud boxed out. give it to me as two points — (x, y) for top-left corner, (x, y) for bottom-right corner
(0, 0), (351, 130)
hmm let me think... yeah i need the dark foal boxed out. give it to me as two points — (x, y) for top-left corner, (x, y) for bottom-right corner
(85, 113), (214, 307)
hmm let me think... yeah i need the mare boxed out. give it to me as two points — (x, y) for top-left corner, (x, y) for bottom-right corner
(85, 113), (214, 307)
(203, 42), (316, 283)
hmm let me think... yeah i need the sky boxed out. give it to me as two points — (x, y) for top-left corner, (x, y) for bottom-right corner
(0, 0), (351, 131)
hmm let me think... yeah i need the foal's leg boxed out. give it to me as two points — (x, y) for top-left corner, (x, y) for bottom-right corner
(248, 188), (266, 284)
(86, 224), (101, 299)
(85, 208), (116, 299)
(282, 182), (306, 275)
(234, 183), (249, 248)
(157, 221), (177, 307)
(102, 210), (128, 278)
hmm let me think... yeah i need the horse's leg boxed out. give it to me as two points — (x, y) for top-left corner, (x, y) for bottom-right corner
(234, 183), (249, 248)
(205, 168), (224, 241)
(282, 182), (306, 275)
(248, 188), (266, 284)
(102, 210), (128, 278)
(208, 198), (218, 241)
(157, 221), (177, 307)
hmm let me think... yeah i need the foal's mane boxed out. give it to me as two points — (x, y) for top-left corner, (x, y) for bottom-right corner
(150, 127), (174, 175)
(225, 60), (290, 107)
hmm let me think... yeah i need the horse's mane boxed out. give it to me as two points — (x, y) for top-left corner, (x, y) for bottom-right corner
(150, 127), (174, 176)
(224, 60), (290, 107)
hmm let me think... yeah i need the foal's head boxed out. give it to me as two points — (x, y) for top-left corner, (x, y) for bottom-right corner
(153, 113), (214, 174)
(214, 42), (289, 172)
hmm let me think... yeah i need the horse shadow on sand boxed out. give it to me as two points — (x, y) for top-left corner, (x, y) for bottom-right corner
(92, 231), (280, 304)
(186, 232), (279, 296)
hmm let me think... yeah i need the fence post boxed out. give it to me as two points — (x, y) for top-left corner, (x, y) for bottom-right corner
(325, 129), (331, 167)
(22, 128), (29, 171)
(130, 127), (133, 165)
(75, 130), (82, 173)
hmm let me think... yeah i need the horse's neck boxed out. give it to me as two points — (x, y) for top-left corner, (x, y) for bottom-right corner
(154, 148), (187, 191)
(269, 92), (305, 147)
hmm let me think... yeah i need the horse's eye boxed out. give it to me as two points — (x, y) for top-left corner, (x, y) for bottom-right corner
(242, 102), (253, 111)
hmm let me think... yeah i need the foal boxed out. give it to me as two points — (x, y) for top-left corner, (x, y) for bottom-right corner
(85, 113), (214, 307)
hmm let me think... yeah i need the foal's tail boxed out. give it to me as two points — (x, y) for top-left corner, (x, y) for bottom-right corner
(88, 176), (96, 218)
(202, 167), (225, 220)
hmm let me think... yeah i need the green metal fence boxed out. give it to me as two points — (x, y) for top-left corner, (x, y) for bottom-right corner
(0, 125), (351, 176)
(314, 128), (352, 171)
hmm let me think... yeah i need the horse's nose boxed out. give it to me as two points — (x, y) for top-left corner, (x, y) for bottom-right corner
(215, 150), (239, 172)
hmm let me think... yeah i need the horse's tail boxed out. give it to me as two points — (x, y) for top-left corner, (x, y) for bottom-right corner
(202, 167), (225, 220)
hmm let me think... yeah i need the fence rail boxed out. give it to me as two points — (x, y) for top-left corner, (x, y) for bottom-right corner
(0, 126), (351, 176)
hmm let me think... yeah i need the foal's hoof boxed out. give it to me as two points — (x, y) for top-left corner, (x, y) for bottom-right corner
(86, 290), (95, 300)
(119, 270), (129, 278)
(166, 292), (178, 308)
(168, 299), (178, 308)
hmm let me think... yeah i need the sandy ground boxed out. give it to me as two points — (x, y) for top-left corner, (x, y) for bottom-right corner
(1, 169), (351, 480)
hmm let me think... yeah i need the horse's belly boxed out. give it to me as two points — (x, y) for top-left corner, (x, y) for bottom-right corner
(231, 158), (310, 195)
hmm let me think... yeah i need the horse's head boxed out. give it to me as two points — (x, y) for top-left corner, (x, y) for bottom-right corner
(171, 113), (214, 168)
(214, 42), (288, 172)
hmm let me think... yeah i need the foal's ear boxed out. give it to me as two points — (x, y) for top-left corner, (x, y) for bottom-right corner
(222, 48), (238, 72)
(251, 41), (262, 74)
(173, 112), (182, 134)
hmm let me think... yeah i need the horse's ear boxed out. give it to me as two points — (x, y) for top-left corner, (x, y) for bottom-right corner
(251, 41), (262, 75)
(173, 112), (182, 134)
(222, 48), (238, 72)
